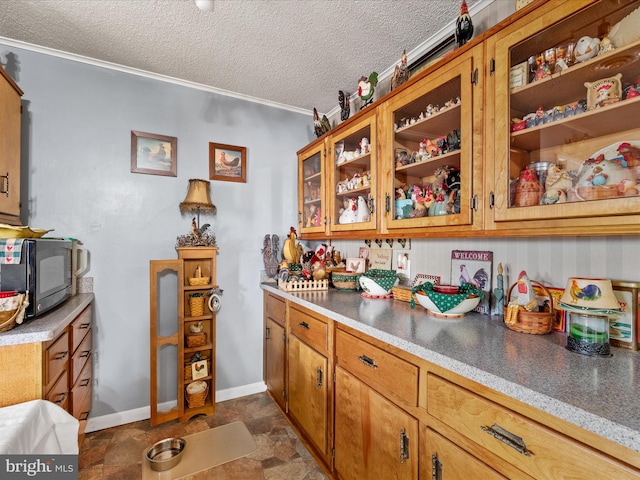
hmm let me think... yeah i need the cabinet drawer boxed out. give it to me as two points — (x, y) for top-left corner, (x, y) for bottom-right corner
(71, 359), (92, 421)
(70, 305), (92, 353)
(336, 329), (418, 408)
(45, 369), (68, 410)
(266, 293), (285, 326)
(44, 331), (69, 388)
(289, 306), (328, 354)
(427, 374), (640, 480)
(71, 330), (92, 386)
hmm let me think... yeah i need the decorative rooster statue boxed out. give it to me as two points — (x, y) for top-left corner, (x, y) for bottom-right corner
(455, 0), (474, 48)
(358, 72), (378, 109)
(313, 108), (331, 138)
(339, 90), (351, 121)
(262, 234), (280, 279)
(283, 227), (303, 265)
(391, 50), (410, 91)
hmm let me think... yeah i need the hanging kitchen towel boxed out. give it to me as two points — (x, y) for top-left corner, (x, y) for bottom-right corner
(0, 238), (24, 264)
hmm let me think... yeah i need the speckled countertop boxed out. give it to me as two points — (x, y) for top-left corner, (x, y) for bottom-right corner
(262, 284), (640, 454)
(0, 293), (94, 346)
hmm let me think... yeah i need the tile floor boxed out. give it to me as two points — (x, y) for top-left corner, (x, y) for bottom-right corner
(79, 392), (328, 480)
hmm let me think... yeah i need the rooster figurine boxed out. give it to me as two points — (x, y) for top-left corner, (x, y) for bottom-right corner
(313, 108), (331, 138)
(358, 72), (379, 109)
(455, 0), (474, 48)
(515, 270), (538, 311)
(391, 50), (410, 91)
(283, 227), (303, 265)
(339, 90), (351, 121)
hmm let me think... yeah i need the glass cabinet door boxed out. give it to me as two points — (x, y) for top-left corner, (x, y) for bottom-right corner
(382, 50), (479, 231)
(493, 0), (640, 224)
(328, 111), (377, 233)
(298, 141), (326, 235)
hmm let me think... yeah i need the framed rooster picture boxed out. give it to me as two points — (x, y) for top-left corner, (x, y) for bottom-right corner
(209, 142), (247, 183)
(450, 250), (493, 315)
(131, 131), (177, 176)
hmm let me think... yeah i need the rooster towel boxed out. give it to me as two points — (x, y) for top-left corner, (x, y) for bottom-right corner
(450, 250), (493, 315)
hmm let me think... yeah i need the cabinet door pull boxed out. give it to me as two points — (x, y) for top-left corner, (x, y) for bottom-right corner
(0, 172), (8, 197)
(356, 354), (377, 368)
(80, 350), (91, 358)
(79, 322), (90, 329)
(385, 194), (391, 214)
(80, 378), (91, 387)
(489, 191), (495, 209)
(55, 351), (68, 360)
(298, 321), (310, 329)
(265, 326), (271, 340)
(481, 423), (532, 456)
(80, 412), (90, 421)
(316, 367), (323, 387)
(399, 429), (410, 463)
(54, 392), (67, 404)
(431, 454), (442, 480)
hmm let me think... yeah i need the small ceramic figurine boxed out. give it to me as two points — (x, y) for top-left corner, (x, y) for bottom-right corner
(313, 108), (331, 138)
(455, 0), (474, 47)
(358, 72), (379, 109)
(574, 36), (601, 62)
(598, 37), (614, 55)
(338, 90), (351, 122)
(493, 263), (505, 316)
(391, 50), (410, 90)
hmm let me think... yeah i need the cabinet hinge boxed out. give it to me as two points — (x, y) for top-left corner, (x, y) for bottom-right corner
(471, 67), (478, 85)
(282, 332), (286, 342)
(490, 58), (495, 76)
(400, 429), (410, 463)
(470, 195), (478, 212)
(369, 196), (375, 215)
(282, 389), (287, 402)
(333, 371), (336, 383)
(432, 454), (442, 480)
(489, 191), (495, 209)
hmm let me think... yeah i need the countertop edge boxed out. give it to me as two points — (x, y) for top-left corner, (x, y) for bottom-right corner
(0, 294), (95, 346)
(261, 284), (640, 454)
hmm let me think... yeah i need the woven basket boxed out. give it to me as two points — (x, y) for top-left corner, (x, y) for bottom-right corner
(184, 358), (211, 381)
(186, 332), (207, 348)
(503, 280), (554, 335)
(391, 285), (414, 303)
(189, 296), (205, 316)
(0, 294), (27, 333)
(185, 380), (208, 408)
(331, 272), (360, 290)
(188, 276), (210, 286)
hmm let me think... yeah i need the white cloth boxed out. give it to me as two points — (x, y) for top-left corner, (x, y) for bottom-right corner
(0, 400), (79, 454)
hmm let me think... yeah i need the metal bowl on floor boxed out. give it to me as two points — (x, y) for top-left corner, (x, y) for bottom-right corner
(146, 437), (186, 471)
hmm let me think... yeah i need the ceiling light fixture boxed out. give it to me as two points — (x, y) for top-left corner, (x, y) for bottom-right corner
(195, 0), (215, 12)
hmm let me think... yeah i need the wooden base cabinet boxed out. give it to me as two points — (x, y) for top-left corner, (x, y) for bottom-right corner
(263, 291), (286, 410)
(334, 366), (418, 480)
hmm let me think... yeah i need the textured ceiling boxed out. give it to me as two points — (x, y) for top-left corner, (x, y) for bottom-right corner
(0, 0), (481, 114)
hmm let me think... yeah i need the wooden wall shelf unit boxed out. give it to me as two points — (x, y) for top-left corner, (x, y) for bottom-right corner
(150, 246), (218, 425)
(297, 0), (640, 239)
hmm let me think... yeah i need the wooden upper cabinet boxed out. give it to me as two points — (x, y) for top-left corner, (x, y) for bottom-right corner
(327, 109), (377, 235)
(298, 138), (327, 236)
(379, 45), (484, 235)
(487, 0), (640, 234)
(0, 66), (23, 225)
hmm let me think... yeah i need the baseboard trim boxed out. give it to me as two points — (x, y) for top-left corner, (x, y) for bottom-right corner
(85, 382), (267, 433)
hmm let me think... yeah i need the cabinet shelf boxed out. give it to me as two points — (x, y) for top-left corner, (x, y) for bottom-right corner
(510, 39), (640, 115)
(395, 103), (461, 141)
(510, 96), (640, 151)
(335, 152), (371, 169)
(336, 186), (371, 197)
(304, 172), (321, 182)
(395, 150), (461, 178)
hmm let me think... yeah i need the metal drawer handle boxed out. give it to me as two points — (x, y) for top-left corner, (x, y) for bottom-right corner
(356, 354), (377, 369)
(481, 423), (532, 456)
(80, 412), (90, 421)
(79, 323), (90, 329)
(80, 378), (91, 387)
(80, 350), (91, 358)
(298, 321), (310, 330)
(316, 367), (323, 387)
(55, 351), (68, 360)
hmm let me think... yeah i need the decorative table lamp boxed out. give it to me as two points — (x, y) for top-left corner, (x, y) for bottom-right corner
(558, 277), (622, 356)
(177, 178), (217, 247)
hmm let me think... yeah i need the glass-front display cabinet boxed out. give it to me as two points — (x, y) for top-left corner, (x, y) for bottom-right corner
(298, 139), (327, 236)
(327, 111), (377, 233)
(491, 0), (640, 226)
(380, 47), (483, 232)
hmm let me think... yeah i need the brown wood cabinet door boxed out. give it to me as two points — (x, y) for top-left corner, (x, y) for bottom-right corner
(425, 427), (508, 480)
(264, 317), (286, 410)
(288, 334), (328, 455)
(334, 366), (418, 480)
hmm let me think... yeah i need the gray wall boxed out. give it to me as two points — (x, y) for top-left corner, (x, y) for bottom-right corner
(1, 44), (314, 418)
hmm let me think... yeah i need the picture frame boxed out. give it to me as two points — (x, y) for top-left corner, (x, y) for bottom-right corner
(533, 285), (567, 332)
(345, 258), (366, 273)
(131, 131), (177, 176)
(209, 142), (247, 183)
(509, 61), (528, 89)
(412, 274), (441, 287)
(191, 360), (208, 380)
(610, 281), (639, 350)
